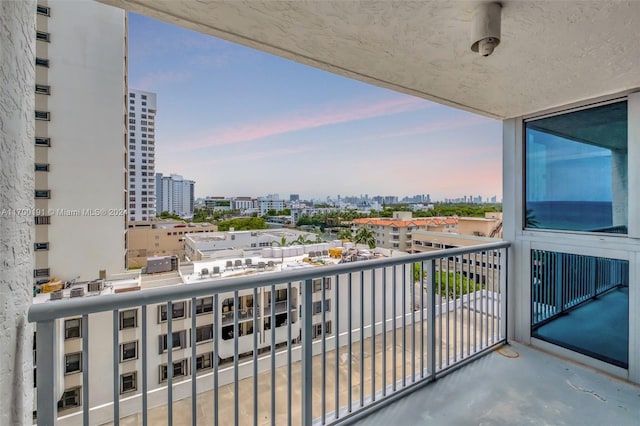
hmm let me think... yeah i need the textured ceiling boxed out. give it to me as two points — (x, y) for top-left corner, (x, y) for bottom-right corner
(102, 0), (640, 119)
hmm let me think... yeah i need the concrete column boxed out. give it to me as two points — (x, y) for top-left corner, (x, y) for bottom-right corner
(0, 1), (36, 425)
(611, 150), (628, 228)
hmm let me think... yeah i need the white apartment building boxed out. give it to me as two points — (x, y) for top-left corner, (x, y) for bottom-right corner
(34, 0), (127, 282)
(156, 173), (195, 218)
(127, 89), (157, 221)
(184, 229), (318, 260)
(231, 196), (257, 211)
(258, 198), (285, 216)
(36, 245), (414, 425)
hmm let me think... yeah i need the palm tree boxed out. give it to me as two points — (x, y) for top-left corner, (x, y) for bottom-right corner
(337, 228), (353, 241)
(354, 226), (375, 249)
(291, 234), (312, 245)
(271, 236), (289, 270)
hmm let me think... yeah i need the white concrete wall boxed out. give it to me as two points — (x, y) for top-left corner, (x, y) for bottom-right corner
(46, 0), (126, 281)
(0, 1), (36, 424)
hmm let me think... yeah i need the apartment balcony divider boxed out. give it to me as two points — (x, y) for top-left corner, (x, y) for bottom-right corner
(29, 241), (509, 426)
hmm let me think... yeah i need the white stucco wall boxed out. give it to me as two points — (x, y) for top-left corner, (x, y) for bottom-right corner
(46, 0), (126, 281)
(0, 1), (36, 424)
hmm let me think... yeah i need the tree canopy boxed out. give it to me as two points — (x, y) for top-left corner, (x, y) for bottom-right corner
(217, 217), (268, 231)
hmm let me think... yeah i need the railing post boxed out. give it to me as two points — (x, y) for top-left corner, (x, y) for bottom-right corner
(36, 320), (58, 426)
(555, 253), (563, 314)
(427, 260), (436, 378)
(301, 278), (313, 425)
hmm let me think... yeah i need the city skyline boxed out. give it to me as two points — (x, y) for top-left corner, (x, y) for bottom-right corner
(128, 13), (502, 201)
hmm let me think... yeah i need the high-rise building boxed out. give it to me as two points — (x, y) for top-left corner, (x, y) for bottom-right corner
(34, 0), (127, 281)
(127, 89), (156, 221)
(156, 173), (195, 218)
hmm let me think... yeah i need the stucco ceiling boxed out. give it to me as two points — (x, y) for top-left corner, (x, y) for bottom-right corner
(101, 0), (640, 119)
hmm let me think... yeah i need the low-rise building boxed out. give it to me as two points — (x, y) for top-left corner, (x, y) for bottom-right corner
(184, 229), (318, 261)
(127, 221), (218, 267)
(352, 211), (458, 251)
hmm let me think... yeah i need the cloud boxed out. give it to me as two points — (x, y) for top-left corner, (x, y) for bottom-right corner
(156, 144), (319, 173)
(132, 70), (192, 91)
(347, 114), (493, 144)
(166, 96), (432, 153)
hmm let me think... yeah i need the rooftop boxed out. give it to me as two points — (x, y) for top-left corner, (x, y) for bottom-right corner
(353, 217), (458, 228)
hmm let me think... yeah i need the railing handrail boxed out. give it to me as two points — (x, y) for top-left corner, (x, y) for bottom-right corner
(28, 241), (510, 323)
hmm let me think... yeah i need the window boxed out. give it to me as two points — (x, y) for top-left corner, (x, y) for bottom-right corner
(35, 216), (51, 225)
(64, 318), (82, 339)
(159, 330), (187, 353)
(35, 137), (51, 147)
(313, 300), (331, 314)
(35, 57), (49, 67)
(525, 100), (628, 233)
(121, 372), (137, 394)
(36, 31), (50, 42)
(195, 324), (213, 343)
(119, 309), (137, 329)
(312, 321), (332, 339)
(313, 277), (331, 292)
(196, 352), (214, 371)
(158, 301), (186, 322)
(34, 242), (49, 251)
(195, 297), (213, 314)
(141, 94), (147, 100)
(120, 341), (138, 362)
(64, 352), (82, 374)
(35, 190), (50, 199)
(33, 268), (49, 278)
(57, 387), (81, 411)
(35, 84), (50, 95)
(37, 5), (50, 16)
(35, 163), (49, 172)
(129, 118), (136, 124)
(35, 111), (50, 121)
(159, 359), (188, 382)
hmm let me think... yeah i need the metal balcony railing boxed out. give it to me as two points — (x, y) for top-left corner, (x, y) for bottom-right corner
(28, 241), (509, 426)
(531, 249), (628, 325)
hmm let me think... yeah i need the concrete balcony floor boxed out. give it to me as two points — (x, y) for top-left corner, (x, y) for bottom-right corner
(356, 342), (640, 426)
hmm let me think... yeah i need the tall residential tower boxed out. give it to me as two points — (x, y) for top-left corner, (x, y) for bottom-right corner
(127, 89), (156, 221)
(156, 173), (195, 218)
(34, 0), (127, 282)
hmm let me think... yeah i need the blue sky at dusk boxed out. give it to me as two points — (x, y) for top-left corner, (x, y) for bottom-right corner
(128, 13), (502, 201)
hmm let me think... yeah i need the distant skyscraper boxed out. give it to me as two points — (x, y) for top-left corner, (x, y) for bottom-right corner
(157, 173), (195, 217)
(128, 89), (157, 221)
(290, 194), (299, 202)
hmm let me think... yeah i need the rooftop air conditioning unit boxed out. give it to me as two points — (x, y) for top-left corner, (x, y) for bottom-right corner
(88, 280), (104, 293)
(70, 287), (85, 298)
(50, 290), (63, 301)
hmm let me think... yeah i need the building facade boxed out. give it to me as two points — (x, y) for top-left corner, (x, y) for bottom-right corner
(352, 212), (458, 251)
(127, 89), (156, 221)
(127, 221), (218, 268)
(34, 0), (127, 282)
(156, 173), (195, 218)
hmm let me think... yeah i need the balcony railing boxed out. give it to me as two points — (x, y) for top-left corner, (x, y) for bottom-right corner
(29, 241), (509, 426)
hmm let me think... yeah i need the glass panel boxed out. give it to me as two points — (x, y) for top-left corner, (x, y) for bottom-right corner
(531, 249), (628, 367)
(525, 101), (627, 233)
